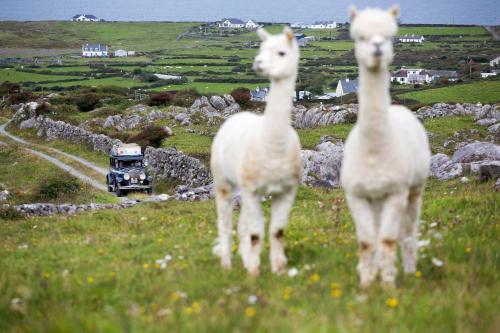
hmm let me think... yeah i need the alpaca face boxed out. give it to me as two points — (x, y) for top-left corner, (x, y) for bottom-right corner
(253, 27), (299, 80)
(349, 6), (399, 70)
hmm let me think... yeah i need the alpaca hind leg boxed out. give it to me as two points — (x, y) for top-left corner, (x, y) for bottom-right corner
(238, 191), (264, 276)
(346, 194), (377, 287)
(379, 190), (409, 287)
(400, 185), (424, 274)
(213, 182), (234, 269)
(269, 187), (297, 274)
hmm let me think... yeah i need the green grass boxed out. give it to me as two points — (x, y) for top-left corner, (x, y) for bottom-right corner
(0, 69), (79, 83)
(0, 145), (114, 205)
(0, 178), (498, 332)
(398, 80), (500, 104)
(398, 26), (487, 36)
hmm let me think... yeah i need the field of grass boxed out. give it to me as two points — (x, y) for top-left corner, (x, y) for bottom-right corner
(398, 80), (500, 104)
(0, 69), (79, 83)
(0, 177), (498, 332)
(0, 144), (114, 205)
(398, 26), (487, 36)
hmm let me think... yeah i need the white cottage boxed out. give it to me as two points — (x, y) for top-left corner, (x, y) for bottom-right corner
(218, 18), (245, 28)
(82, 44), (108, 57)
(245, 20), (260, 29)
(398, 34), (425, 43)
(72, 14), (100, 22)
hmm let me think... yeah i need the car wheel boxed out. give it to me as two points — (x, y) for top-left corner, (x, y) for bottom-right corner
(115, 186), (123, 197)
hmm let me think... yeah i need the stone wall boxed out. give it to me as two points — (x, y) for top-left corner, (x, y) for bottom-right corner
(293, 104), (358, 128)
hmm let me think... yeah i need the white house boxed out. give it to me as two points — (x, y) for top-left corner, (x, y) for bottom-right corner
(245, 20), (260, 29)
(336, 78), (359, 96)
(218, 18), (245, 28)
(398, 34), (425, 43)
(114, 49), (136, 57)
(490, 56), (500, 67)
(391, 67), (458, 84)
(82, 44), (108, 57)
(114, 49), (128, 57)
(481, 72), (497, 78)
(308, 21), (337, 29)
(72, 14), (100, 22)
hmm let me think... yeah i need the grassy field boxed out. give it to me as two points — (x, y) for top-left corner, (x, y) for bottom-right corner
(397, 26), (487, 36)
(0, 177), (498, 332)
(398, 80), (500, 104)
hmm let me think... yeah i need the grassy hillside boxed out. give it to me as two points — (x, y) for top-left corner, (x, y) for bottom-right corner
(0, 178), (498, 332)
(398, 80), (500, 104)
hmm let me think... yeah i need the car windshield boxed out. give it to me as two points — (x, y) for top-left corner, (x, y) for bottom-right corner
(115, 159), (142, 169)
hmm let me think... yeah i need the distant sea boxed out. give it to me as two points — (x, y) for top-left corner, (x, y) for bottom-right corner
(0, 0), (499, 25)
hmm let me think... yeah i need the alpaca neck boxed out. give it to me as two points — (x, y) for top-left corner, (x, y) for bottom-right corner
(262, 76), (295, 154)
(357, 66), (391, 152)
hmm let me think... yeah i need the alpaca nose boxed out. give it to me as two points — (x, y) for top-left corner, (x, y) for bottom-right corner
(253, 59), (263, 71)
(373, 43), (383, 57)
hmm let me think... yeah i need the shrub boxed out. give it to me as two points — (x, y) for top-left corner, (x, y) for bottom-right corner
(173, 88), (199, 107)
(37, 177), (81, 200)
(128, 125), (169, 149)
(0, 81), (20, 95)
(9, 91), (34, 104)
(231, 87), (251, 105)
(35, 102), (54, 116)
(0, 206), (22, 220)
(75, 93), (101, 112)
(148, 92), (175, 106)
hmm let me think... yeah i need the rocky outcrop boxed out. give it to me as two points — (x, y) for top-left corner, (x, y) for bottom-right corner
(416, 103), (499, 124)
(144, 147), (211, 188)
(430, 141), (500, 181)
(293, 104), (358, 128)
(174, 184), (214, 201)
(301, 141), (344, 188)
(11, 102), (39, 124)
(102, 106), (170, 131)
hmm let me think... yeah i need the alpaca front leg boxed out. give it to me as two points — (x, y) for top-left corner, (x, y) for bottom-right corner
(213, 184), (234, 269)
(379, 190), (409, 287)
(269, 187), (297, 274)
(346, 194), (377, 287)
(238, 192), (264, 276)
(400, 185), (424, 274)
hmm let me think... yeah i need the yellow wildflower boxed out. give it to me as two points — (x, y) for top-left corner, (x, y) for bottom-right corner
(245, 306), (256, 318)
(466, 247), (471, 253)
(386, 298), (399, 308)
(192, 302), (202, 314)
(310, 273), (320, 283)
(183, 307), (193, 315)
(87, 276), (94, 284)
(330, 289), (342, 298)
(170, 292), (181, 302)
(415, 271), (422, 278)
(43, 272), (51, 279)
(331, 282), (340, 289)
(283, 287), (293, 300)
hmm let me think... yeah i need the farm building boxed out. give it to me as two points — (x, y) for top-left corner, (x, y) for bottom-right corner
(336, 78), (359, 96)
(114, 50), (136, 57)
(82, 44), (108, 57)
(218, 18), (245, 28)
(245, 20), (260, 29)
(398, 34), (425, 43)
(72, 14), (100, 22)
(291, 21), (337, 29)
(391, 67), (458, 84)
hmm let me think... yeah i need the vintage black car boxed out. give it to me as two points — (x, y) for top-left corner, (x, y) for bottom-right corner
(106, 144), (153, 197)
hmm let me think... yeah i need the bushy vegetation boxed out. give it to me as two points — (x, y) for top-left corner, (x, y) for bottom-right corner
(128, 125), (170, 148)
(147, 92), (175, 106)
(36, 176), (81, 200)
(231, 87), (251, 105)
(74, 93), (102, 112)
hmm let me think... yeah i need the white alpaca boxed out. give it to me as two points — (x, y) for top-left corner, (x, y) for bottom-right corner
(340, 6), (431, 288)
(210, 27), (301, 276)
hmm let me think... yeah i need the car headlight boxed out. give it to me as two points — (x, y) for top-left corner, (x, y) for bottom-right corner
(123, 173), (130, 180)
(140, 173), (146, 180)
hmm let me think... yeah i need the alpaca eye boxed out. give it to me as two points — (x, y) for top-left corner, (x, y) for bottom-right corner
(278, 51), (286, 57)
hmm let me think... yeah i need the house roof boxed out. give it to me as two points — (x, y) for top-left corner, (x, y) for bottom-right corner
(221, 18), (244, 24)
(427, 70), (458, 78)
(392, 69), (408, 78)
(339, 78), (358, 94)
(73, 14), (98, 19)
(82, 43), (108, 51)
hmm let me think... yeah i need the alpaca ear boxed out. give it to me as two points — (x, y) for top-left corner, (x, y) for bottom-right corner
(349, 5), (358, 21)
(283, 26), (294, 43)
(257, 27), (270, 41)
(389, 4), (400, 18)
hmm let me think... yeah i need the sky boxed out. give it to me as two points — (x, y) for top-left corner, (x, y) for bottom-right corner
(0, 0), (499, 25)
